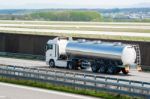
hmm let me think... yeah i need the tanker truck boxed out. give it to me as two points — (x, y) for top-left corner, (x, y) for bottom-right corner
(46, 37), (141, 74)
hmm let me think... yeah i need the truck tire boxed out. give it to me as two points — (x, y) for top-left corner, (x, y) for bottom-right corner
(116, 67), (121, 74)
(68, 62), (73, 70)
(107, 66), (117, 74)
(49, 60), (55, 68)
(99, 65), (107, 73)
(91, 62), (98, 73)
(113, 61), (121, 74)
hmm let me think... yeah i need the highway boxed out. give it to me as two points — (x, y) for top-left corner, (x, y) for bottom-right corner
(0, 57), (150, 82)
(0, 24), (150, 29)
(0, 27), (150, 38)
(0, 20), (150, 26)
(0, 57), (46, 67)
(0, 82), (97, 99)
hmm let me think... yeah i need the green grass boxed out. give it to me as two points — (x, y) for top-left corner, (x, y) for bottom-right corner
(0, 77), (142, 99)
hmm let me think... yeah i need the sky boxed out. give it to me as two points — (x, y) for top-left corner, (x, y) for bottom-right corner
(0, 0), (150, 9)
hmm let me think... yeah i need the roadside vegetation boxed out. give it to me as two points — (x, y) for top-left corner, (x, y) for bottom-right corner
(30, 11), (102, 21)
(0, 10), (150, 22)
(0, 11), (102, 22)
(0, 77), (142, 99)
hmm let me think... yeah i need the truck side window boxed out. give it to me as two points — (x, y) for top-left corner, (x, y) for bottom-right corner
(46, 44), (53, 50)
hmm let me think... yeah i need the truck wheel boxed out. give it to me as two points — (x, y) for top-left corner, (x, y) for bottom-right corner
(116, 67), (121, 74)
(99, 65), (107, 73)
(122, 68), (129, 75)
(49, 60), (55, 68)
(91, 63), (98, 73)
(107, 66), (116, 74)
(68, 62), (73, 70)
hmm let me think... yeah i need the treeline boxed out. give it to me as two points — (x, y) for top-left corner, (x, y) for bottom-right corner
(0, 10), (149, 22)
(0, 8), (149, 14)
(29, 11), (102, 21)
(0, 11), (102, 22)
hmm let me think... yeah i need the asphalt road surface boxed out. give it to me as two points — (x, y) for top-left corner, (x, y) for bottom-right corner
(0, 24), (150, 29)
(0, 20), (150, 26)
(0, 82), (97, 99)
(0, 57), (47, 67)
(0, 27), (150, 37)
(0, 57), (150, 83)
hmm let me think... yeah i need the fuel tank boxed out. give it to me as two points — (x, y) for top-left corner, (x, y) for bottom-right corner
(66, 41), (136, 65)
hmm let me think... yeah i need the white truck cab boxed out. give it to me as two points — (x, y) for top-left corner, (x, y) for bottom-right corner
(46, 37), (69, 68)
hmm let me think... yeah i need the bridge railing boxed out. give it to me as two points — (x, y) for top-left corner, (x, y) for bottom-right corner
(0, 65), (149, 98)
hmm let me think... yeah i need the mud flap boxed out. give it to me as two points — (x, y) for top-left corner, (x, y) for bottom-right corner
(137, 65), (142, 71)
(125, 65), (130, 72)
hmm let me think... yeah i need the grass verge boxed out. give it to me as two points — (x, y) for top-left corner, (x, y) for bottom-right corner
(0, 77), (142, 99)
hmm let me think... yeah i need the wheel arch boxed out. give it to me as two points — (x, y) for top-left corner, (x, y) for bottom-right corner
(49, 59), (55, 67)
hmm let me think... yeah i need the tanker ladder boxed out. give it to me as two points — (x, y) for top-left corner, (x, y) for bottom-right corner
(133, 44), (142, 71)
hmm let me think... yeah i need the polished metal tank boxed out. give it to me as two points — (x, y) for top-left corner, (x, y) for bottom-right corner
(66, 41), (136, 65)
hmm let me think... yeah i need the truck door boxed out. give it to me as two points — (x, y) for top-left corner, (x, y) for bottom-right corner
(46, 44), (57, 62)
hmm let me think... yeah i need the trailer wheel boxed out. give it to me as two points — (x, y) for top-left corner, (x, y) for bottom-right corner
(122, 68), (129, 75)
(68, 62), (73, 70)
(107, 66), (116, 74)
(116, 67), (121, 74)
(49, 60), (55, 68)
(91, 62), (98, 73)
(99, 65), (107, 73)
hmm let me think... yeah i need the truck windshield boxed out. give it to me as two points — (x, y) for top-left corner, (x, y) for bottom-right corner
(46, 44), (53, 50)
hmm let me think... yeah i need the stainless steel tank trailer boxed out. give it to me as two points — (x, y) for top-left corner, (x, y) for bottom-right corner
(46, 37), (142, 74)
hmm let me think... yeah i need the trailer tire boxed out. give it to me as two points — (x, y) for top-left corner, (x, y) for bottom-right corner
(122, 68), (129, 75)
(116, 67), (121, 74)
(91, 62), (98, 73)
(99, 65), (107, 73)
(49, 60), (55, 68)
(107, 66), (116, 74)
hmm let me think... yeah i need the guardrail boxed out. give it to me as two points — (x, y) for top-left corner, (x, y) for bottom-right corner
(0, 65), (149, 98)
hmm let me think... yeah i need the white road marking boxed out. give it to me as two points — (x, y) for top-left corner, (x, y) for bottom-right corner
(0, 82), (97, 99)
